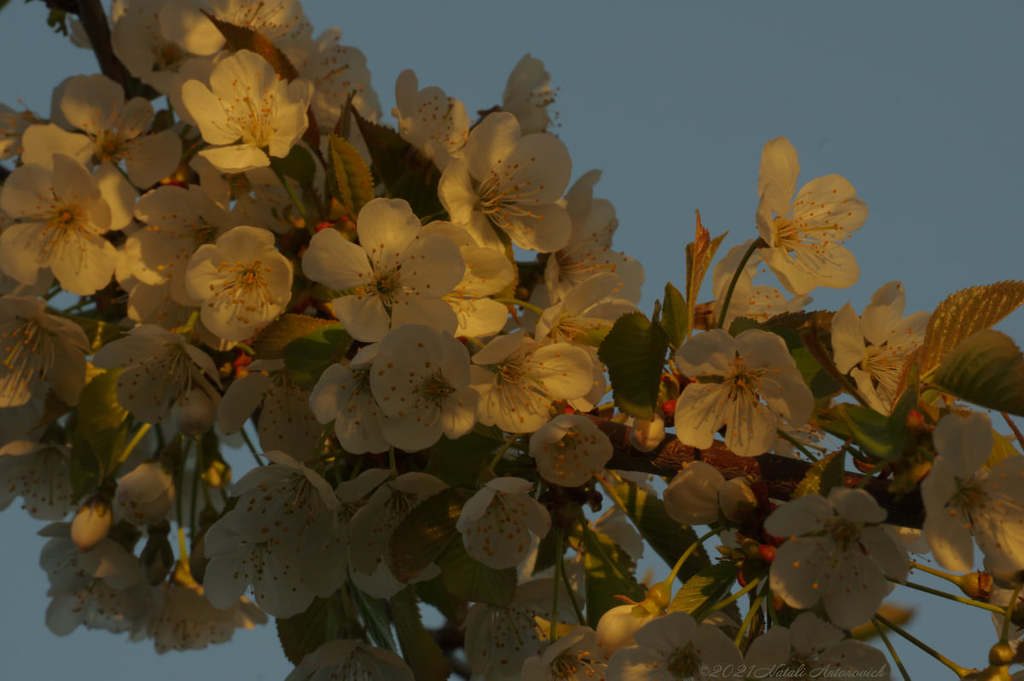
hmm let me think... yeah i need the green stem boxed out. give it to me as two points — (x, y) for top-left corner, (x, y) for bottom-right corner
(557, 535), (585, 626)
(488, 437), (522, 473)
(896, 579), (1005, 615)
(388, 446), (397, 474)
(117, 423), (151, 467)
(1001, 412), (1024, 452)
(716, 238), (763, 329)
(776, 429), (818, 461)
(189, 438), (201, 550)
(908, 561), (962, 585)
(734, 591), (765, 647)
(667, 527), (718, 585)
(875, 613), (973, 678)
(494, 297), (546, 317)
(1001, 581), (1023, 644)
(239, 426), (264, 467)
(173, 309), (200, 336)
(707, 577), (761, 614)
(272, 165), (308, 223)
(873, 618), (912, 681)
(234, 341), (255, 356)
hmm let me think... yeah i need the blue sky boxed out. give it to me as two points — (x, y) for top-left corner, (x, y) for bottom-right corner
(1, 1), (1022, 678)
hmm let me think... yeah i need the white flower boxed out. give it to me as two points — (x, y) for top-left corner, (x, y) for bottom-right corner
(755, 137), (869, 295)
(200, 0), (313, 60)
(218, 359), (322, 460)
(0, 102), (42, 159)
(302, 198), (464, 342)
(114, 461), (175, 526)
(712, 239), (812, 329)
(202, 450), (345, 617)
(766, 488), (908, 630)
(457, 477), (551, 569)
(745, 612), (891, 681)
(0, 295), (89, 407)
(393, 70), (468, 170)
(606, 611), (743, 681)
(471, 333), (594, 433)
(0, 440), (74, 520)
(831, 281), (928, 414)
(439, 111), (572, 253)
(369, 325), (478, 451)
(309, 346), (388, 455)
(285, 639), (414, 681)
(185, 225), (293, 342)
(149, 579), (266, 653)
(182, 49), (313, 172)
(521, 626), (608, 681)
(529, 413), (613, 487)
(535, 273), (637, 345)
(502, 54), (556, 135)
(544, 170), (643, 304)
(673, 329), (813, 457)
(301, 28), (380, 130)
(53, 74), (181, 188)
(921, 412), (1024, 575)
(596, 604), (657, 657)
(663, 462), (726, 526)
(92, 324), (221, 424)
(0, 155), (123, 294)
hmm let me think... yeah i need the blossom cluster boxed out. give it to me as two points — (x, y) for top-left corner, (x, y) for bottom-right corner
(1, 1), (1023, 679)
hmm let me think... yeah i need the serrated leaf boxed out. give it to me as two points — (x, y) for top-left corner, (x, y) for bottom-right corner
(64, 314), (122, 351)
(931, 329), (1024, 417)
(821, 404), (904, 461)
(598, 312), (668, 419)
(685, 212), (726, 330)
(275, 597), (332, 665)
(389, 487), (473, 582)
(391, 587), (451, 681)
(661, 282), (688, 350)
(350, 586), (397, 651)
(352, 109), (444, 219)
(582, 524), (644, 626)
(282, 323), (353, 388)
(919, 281), (1024, 376)
(603, 480), (709, 582)
(667, 563), (738, 617)
(329, 134), (375, 219)
(436, 539), (516, 606)
(269, 144), (316, 185)
(793, 448), (846, 498)
(252, 314), (335, 359)
(200, 11), (299, 80)
(73, 369), (129, 477)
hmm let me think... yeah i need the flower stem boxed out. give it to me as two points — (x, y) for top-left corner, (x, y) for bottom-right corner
(874, 613), (973, 678)
(707, 577), (761, 614)
(908, 561), (962, 585)
(189, 438), (201, 550)
(776, 429), (818, 461)
(895, 579), (1005, 614)
(239, 426), (264, 467)
(272, 165), (308, 223)
(873, 617), (912, 681)
(1000, 581), (1023, 644)
(488, 437), (522, 473)
(117, 422), (151, 468)
(667, 527), (718, 585)
(716, 238), (763, 329)
(494, 297), (546, 317)
(1001, 412), (1024, 452)
(734, 590), (765, 647)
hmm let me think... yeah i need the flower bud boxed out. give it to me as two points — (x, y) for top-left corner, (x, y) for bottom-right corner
(71, 498), (113, 552)
(629, 414), (666, 453)
(595, 603), (656, 656)
(663, 462), (723, 525)
(718, 477), (757, 524)
(115, 461), (175, 526)
(175, 386), (217, 436)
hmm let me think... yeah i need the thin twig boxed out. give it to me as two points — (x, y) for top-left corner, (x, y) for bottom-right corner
(76, 0), (128, 85)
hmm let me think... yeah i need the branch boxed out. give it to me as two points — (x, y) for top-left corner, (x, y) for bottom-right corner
(76, 0), (127, 85)
(595, 419), (925, 529)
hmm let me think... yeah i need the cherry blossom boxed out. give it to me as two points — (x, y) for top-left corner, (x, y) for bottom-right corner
(529, 413), (613, 487)
(606, 612), (743, 681)
(712, 239), (811, 329)
(393, 70), (468, 170)
(502, 54), (556, 135)
(114, 461), (175, 526)
(149, 579), (266, 653)
(457, 477), (551, 569)
(308, 347), (389, 455)
(521, 626), (608, 681)
(0, 440), (74, 520)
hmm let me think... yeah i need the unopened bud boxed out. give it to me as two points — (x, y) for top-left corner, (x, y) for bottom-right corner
(629, 415), (665, 453)
(115, 461), (175, 526)
(989, 642), (1016, 667)
(719, 477), (757, 523)
(71, 498), (113, 552)
(596, 603), (657, 656)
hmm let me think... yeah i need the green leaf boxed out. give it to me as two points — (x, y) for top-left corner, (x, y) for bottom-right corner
(793, 448), (846, 498)
(200, 11), (299, 80)
(603, 480), (709, 582)
(282, 323), (353, 388)
(73, 369), (129, 478)
(582, 524), (644, 627)
(821, 404), (904, 462)
(667, 563), (738, 616)
(275, 597), (333, 665)
(252, 314), (335, 359)
(391, 588), (451, 681)
(598, 312), (669, 419)
(436, 538), (517, 606)
(931, 330), (1024, 417)
(352, 109), (444, 219)
(424, 428), (503, 488)
(919, 281), (1024, 376)
(350, 586), (397, 651)
(660, 282), (688, 350)
(329, 134), (375, 219)
(389, 487), (473, 583)
(269, 144), (316, 185)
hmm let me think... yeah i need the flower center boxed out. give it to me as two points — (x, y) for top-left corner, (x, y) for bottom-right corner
(825, 516), (861, 550)
(666, 644), (699, 678)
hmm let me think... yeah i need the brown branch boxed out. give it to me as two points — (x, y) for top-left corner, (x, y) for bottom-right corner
(596, 419), (925, 529)
(76, 0), (127, 85)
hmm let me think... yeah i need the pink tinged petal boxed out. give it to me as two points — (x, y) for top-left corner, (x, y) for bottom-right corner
(822, 547), (891, 629)
(19, 124), (92, 169)
(355, 198), (422, 269)
(770, 537), (830, 609)
(758, 136), (800, 217)
(333, 293), (390, 342)
(437, 158), (478, 225)
(197, 144), (270, 173)
(499, 201), (572, 253)
(124, 130), (182, 188)
(180, 80), (237, 145)
(663, 462), (724, 525)
(933, 412), (992, 474)
(464, 111), (521, 180)
(765, 494), (833, 537)
(93, 162), (136, 231)
(302, 227), (373, 290)
(217, 372), (272, 433)
(924, 508), (975, 572)
(675, 329), (736, 376)
(530, 342), (594, 399)
(831, 302), (866, 373)
(0, 222), (46, 285)
(829, 488), (887, 524)
(60, 74), (125, 135)
(674, 383), (729, 450)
